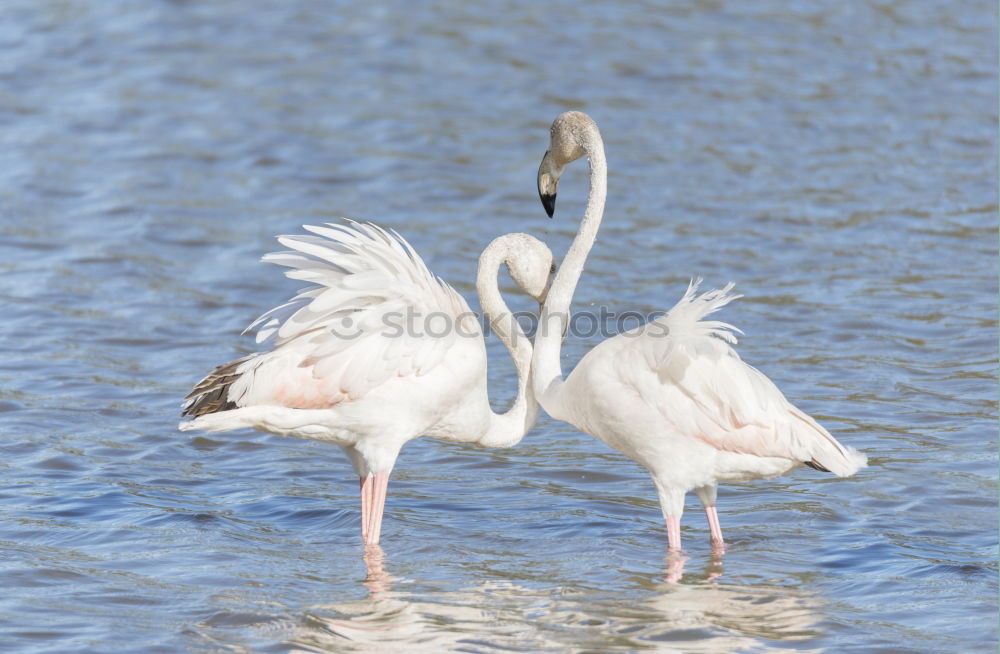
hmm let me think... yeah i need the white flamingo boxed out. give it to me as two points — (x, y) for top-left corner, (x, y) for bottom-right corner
(532, 111), (866, 552)
(180, 222), (554, 545)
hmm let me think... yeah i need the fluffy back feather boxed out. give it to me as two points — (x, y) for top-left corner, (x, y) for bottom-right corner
(248, 221), (468, 348)
(182, 221), (476, 417)
(640, 278), (743, 378)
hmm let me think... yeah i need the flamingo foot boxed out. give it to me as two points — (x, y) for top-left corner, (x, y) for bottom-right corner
(665, 514), (682, 552)
(360, 471), (390, 544)
(705, 505), (725, 553)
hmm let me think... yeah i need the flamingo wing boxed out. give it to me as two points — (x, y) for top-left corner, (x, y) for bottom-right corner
(183, 222), (478, 415)
(633, 280), (865, 476)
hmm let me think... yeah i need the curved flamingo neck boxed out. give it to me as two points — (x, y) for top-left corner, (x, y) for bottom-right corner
(474, 237), (539, 447)
(532, 126), (607, 419)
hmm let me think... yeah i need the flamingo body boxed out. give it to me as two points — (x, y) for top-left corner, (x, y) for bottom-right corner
(550, 281), (865, 522)
(532, 111), (866, 553)
(181, 222), (554, 543)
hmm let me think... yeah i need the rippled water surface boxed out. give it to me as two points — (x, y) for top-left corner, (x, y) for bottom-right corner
(1, 1), (996, 652)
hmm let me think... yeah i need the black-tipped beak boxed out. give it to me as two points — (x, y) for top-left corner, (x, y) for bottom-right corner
(541, 193), (556, 218)
(537, 149), (560, 218)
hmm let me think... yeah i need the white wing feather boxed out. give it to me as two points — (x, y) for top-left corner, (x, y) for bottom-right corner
(224, 221), (475, 409)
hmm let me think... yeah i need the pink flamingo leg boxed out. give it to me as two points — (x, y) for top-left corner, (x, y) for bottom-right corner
(665, 515), (682, 552)
(359, 472), (390, 544)
(705, 505), (725, 552)
(359, 477), (370, 542)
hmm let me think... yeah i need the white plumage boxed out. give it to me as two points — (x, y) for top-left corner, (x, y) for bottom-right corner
(532, 112), (866, 556)
(180, 221), (554, 544)
(227, 222), (469, 409)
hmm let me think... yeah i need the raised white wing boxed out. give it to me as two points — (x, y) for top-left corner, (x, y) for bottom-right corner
(184, 221), (480, 415)
(633, 280), (865, 476)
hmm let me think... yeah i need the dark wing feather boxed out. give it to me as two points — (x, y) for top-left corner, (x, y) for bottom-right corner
(181, 354), (256, 417)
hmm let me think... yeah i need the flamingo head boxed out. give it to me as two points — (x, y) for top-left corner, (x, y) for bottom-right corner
(537, 111), (595, 217)
(505, 234), (555, 305)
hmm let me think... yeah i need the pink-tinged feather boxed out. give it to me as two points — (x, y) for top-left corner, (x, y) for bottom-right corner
(528, 112), (865, 554)
(181, 218), (555, 546)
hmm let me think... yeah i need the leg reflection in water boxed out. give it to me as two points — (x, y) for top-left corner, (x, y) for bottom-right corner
(665, 547), (726, 584)
(666, 551), (687, 584)
(362, 544), (392, 596)
(705, 548), (725, 583)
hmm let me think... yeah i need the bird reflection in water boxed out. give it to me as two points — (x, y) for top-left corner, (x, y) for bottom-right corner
(288, 557), (822, 654)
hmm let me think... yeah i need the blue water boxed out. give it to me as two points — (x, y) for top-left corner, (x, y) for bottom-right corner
(0, 1), (995, 652)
